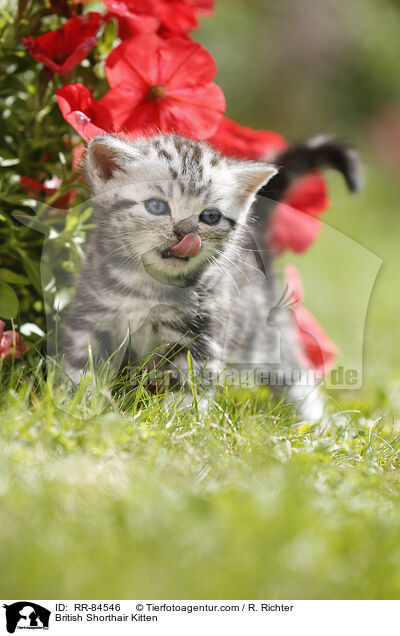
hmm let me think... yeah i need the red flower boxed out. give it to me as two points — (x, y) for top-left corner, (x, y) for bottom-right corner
(20, 176), (78, 209)
(104, 0), (215, 38)
(267, 173), (329, 254)
(155, 0), (200, 33)
(104, 0), (160, 37)
(56, 83), (116, 141)
(0, 321), (29, 360)
(22, 13), (103, 74)
(284, 171), (329, 217)
(101, 34), (225, 138)
(267, 204), (322, 255)
(284, 265), (337, 374)
(209, 117), (287, 160)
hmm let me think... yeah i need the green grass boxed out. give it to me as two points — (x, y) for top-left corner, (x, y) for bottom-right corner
(2, 364), (400, 599)
(1, 160), (400, 599)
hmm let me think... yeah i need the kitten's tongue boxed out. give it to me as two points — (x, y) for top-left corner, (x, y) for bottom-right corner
(171, 233), (201, 258)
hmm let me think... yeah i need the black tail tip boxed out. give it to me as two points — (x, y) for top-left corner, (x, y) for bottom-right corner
(306, 135), (363, 193)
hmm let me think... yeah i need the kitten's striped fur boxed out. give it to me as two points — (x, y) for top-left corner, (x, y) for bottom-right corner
(62, 133), (360, 417)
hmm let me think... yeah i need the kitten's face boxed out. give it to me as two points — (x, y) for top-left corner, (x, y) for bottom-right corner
(86, 135), (276, 285)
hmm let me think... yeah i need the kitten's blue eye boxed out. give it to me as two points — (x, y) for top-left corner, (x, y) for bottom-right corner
(144, 198), (170, 215)
(199, 209), (221, 225)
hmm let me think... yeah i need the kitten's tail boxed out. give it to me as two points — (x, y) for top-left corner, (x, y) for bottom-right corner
(258, 135), (362, 201)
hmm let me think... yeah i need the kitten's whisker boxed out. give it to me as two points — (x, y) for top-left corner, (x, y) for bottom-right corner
(215, 247), (264, 280)
(208, 255), (223, 278)
(102, 241), (133, 264)
(228, 253), (266, 276)
(214, 249), (249, 282)
(210, 256), (240, 294)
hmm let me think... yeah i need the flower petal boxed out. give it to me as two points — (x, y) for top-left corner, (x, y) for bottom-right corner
(105, 34), (162, 88)
(103, 0), (156, 19)
(267, 203), (322, 255)
(104, 0), (160, 37)
(160, 38), (217, 89)
(105, 35), (218, 91)
(104, 0), (211, 35)
(20, 177), (45, 198)
(56, 83), (114, 141)
(0, 330), (29, 360)
(189, 0), (214, 15)
(115, 14), (161, 38)
(156, 1), (198, 34)
(284, 171), (329, 217)
(209, 117), (287, 160)
(293, 305), (338, 373)
(22, 13), (103, 75)
(101, 89), (160, 135)
(159, 84), (225, 138)
(21, 176), (77, 208)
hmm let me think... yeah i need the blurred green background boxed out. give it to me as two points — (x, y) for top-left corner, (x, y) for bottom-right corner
(199, 0), (400, 399)
(199, 0), (400, 140)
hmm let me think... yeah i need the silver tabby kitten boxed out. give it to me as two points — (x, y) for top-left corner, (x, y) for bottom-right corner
(62, 133), (360, 418)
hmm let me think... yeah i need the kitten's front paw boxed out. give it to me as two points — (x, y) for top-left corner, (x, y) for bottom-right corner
(286, 384), (325, 422)
(298, 394), (325, 422)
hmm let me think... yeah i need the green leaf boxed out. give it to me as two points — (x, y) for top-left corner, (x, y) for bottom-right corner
(21, 255), (42, 294)
(97, 18), (117, 57)
(65, 215), (79, 232)
(80, 206), (93, 223)
(0, 268), (29, 285)
(0, 281), (19, 319)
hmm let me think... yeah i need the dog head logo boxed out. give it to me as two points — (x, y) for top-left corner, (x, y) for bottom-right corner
(2, 602), (50, 633)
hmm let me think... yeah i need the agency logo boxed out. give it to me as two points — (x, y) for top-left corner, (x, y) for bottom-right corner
(2, 603), (50, 634)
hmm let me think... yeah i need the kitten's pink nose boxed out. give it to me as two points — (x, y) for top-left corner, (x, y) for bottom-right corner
(171, 233), (201, 258)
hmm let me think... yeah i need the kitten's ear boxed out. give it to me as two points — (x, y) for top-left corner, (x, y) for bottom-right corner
(85, 135), (137, 191)
(232, 160), (278, 206)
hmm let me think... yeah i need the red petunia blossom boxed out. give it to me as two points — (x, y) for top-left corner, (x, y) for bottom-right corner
(22, 13), (103, 74)
(56, 83), (150, 141)
(284, 265), (337, 374)
(267, 172), (329, 254)
(104, 0), (160, 37)
(101, 34), (225, 139)
(284, 171), (329, 217)
(56, 83), (117, 141)
(267, 204), (322, 255)
(0, 321), (29, 360)
(104, 0), (215, 39)
(20, 176), (78, 209)
(209, 116), (287, 161)
(155, 0), (200, 33)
